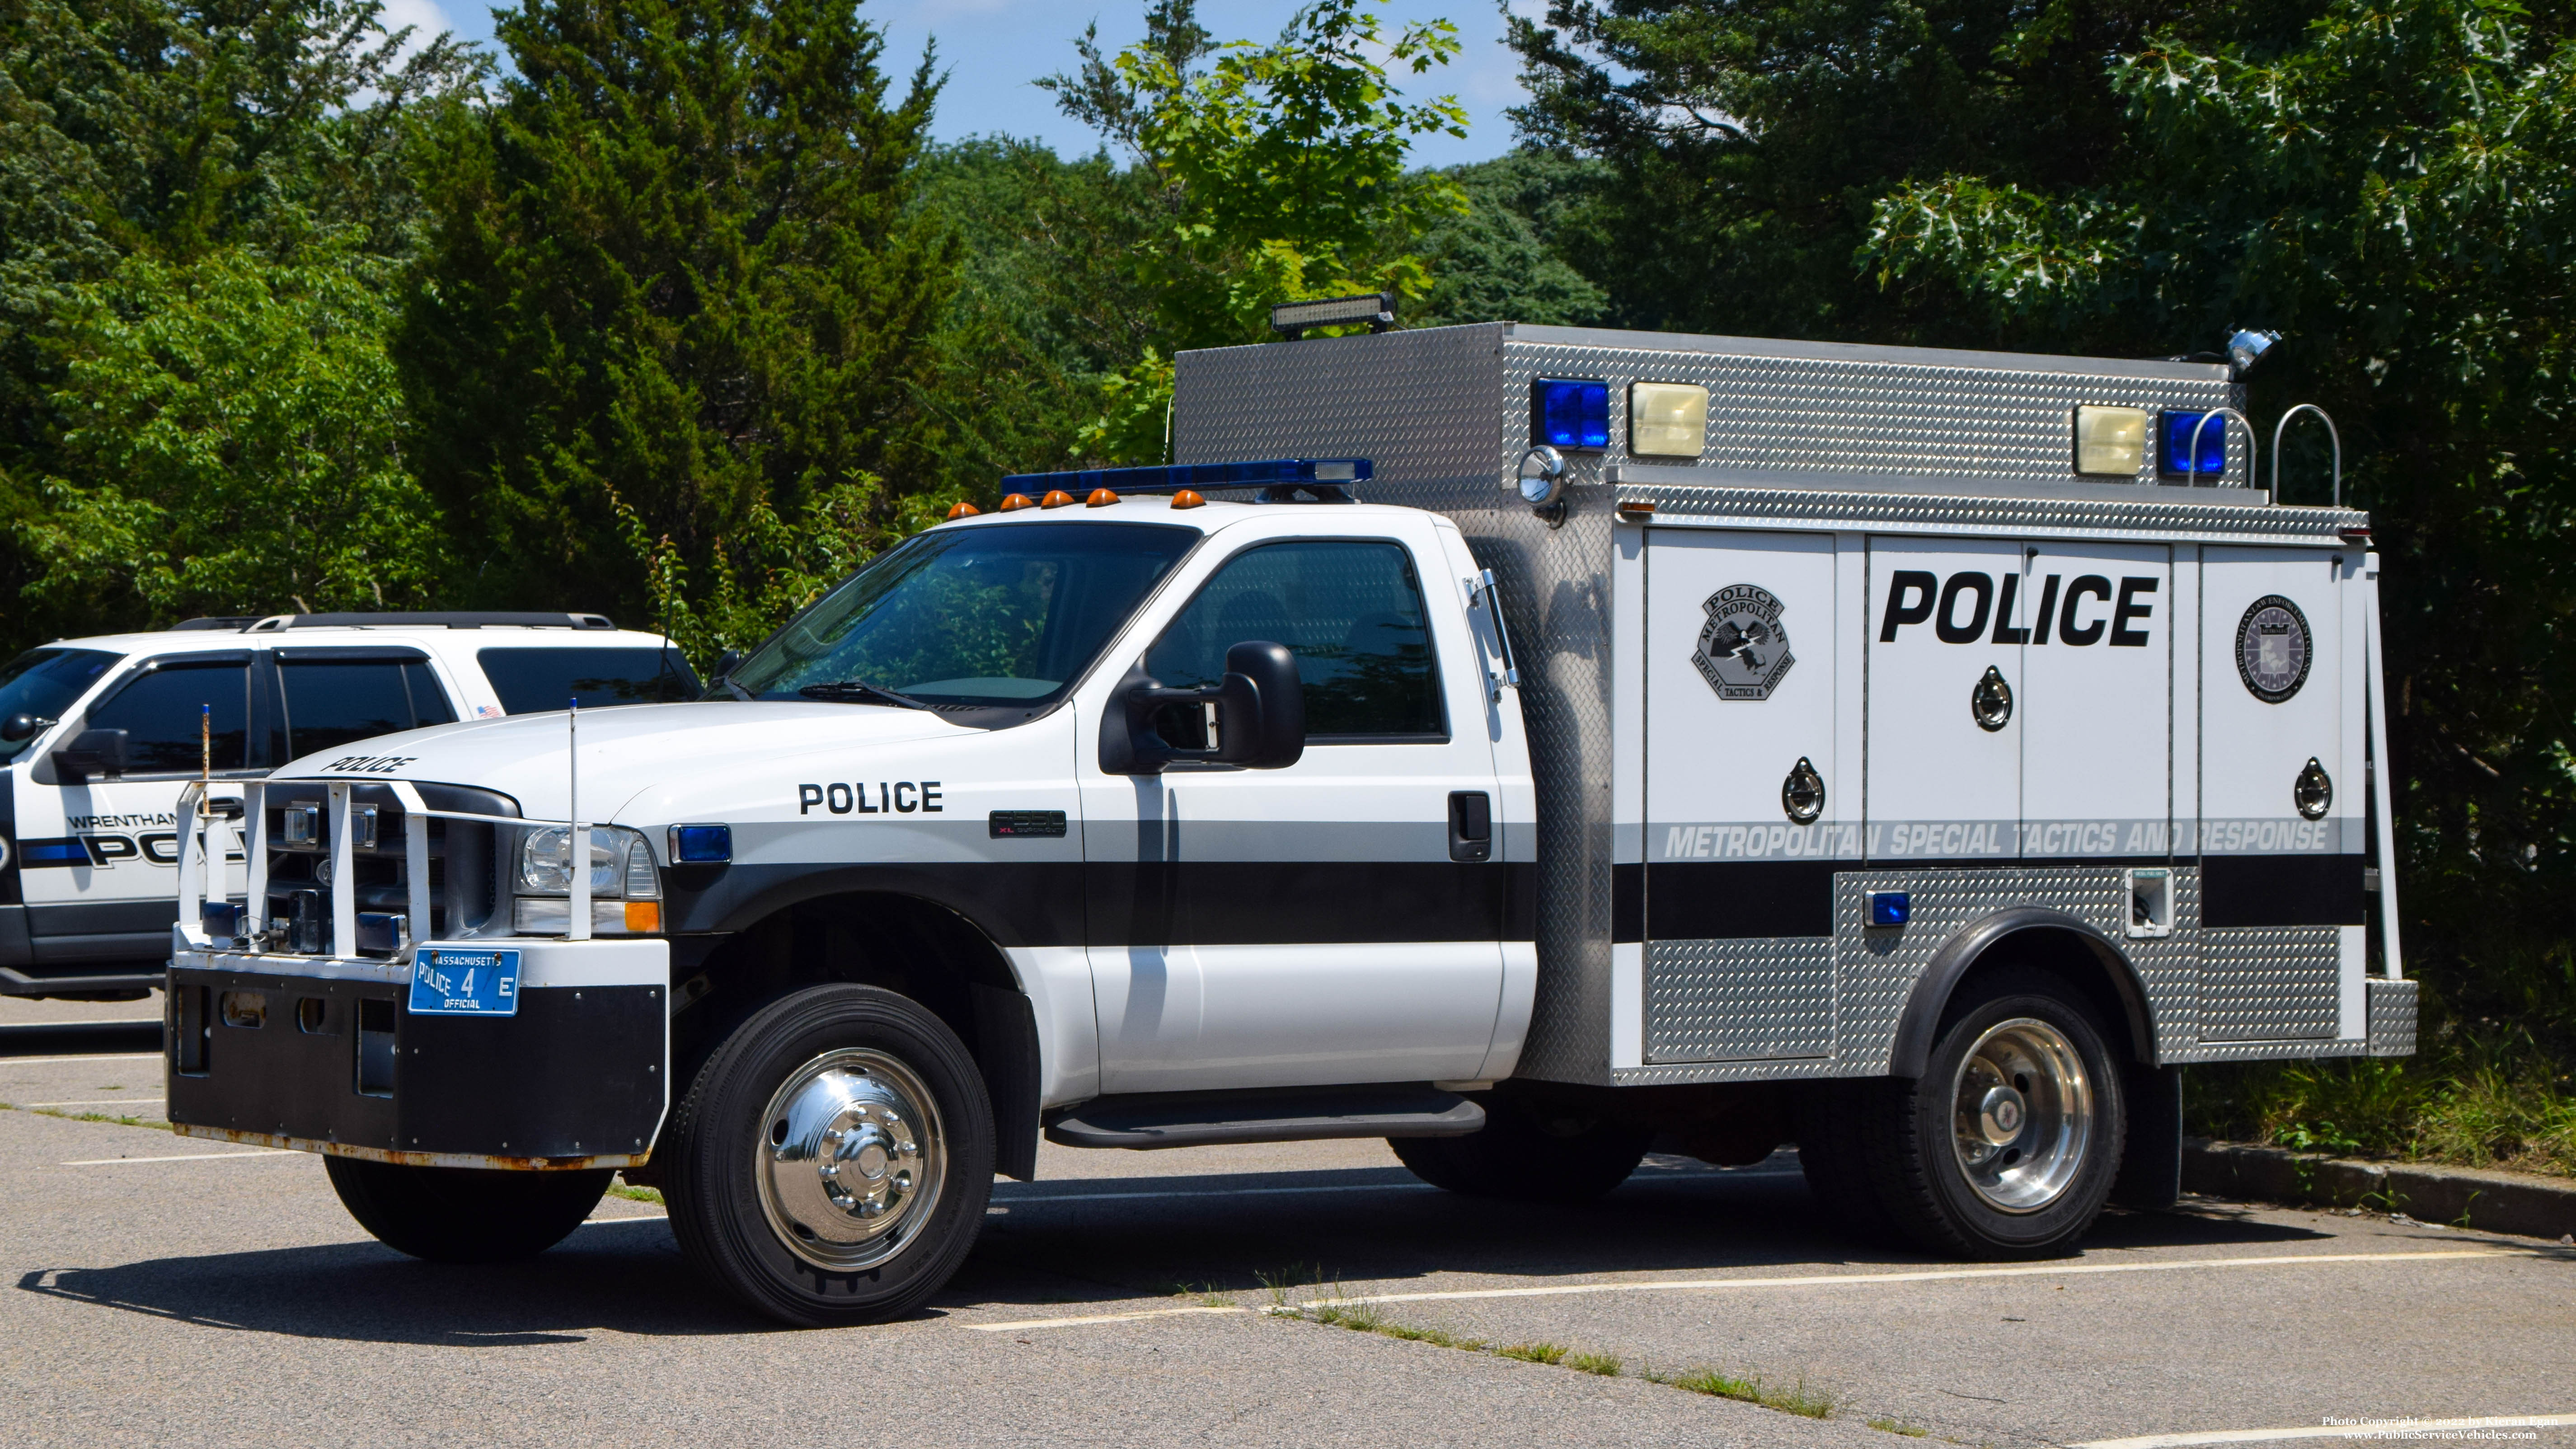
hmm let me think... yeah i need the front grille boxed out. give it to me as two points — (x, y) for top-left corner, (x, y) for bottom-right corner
(256, 782), (518, 955)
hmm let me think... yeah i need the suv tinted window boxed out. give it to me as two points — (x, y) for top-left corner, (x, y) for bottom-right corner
(278, 659), (457, 760)
(86, 658), (250, 774)
(476, 647), (701, 713)
(0, 648), (118, 764)
(1146, 540), (1444, 740)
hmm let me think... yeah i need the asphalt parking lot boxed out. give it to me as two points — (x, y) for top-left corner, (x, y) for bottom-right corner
(3, 1026), (2570, 1449)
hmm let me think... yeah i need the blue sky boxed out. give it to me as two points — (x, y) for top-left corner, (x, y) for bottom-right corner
(387, 0), (1540, 168)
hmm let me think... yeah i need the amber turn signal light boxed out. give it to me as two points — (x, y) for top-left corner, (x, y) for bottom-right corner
(998, 493), (1035, 511)
(1085, 488), (1119, 507)
(1170, 489), (1206, 509)
(1040, 489), (1076, 508)
(624, 901), (662, 933)
(946, 501), (981, 520)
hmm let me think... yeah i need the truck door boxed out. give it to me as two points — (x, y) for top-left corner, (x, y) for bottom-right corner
(1866, 538), (2022, 865)
(1640, 527), (1844, 1063)
(18, 652), (254, 974)
(1084, 527), (1506, 1093)
(2021, 542), (2172, 864)
(2197, 545), (2361, 1041)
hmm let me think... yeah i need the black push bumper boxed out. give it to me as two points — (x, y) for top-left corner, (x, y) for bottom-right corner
(165, 944), (668, 1168)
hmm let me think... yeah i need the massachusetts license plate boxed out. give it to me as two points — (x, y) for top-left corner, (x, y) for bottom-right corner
(408, 947), (521, 1017)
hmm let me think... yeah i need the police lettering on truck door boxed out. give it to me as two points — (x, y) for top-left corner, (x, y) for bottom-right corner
(1867, 542), (2175, 863)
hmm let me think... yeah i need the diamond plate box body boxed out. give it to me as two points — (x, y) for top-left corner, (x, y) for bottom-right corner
(1173, 323), (2389, 1086)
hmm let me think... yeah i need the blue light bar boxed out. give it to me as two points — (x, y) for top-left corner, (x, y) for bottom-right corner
(670, 823), (733, 864)
(2158, 410), (2227, 477)
(1533, 378), (1610, 450)
(998, 458), (1374, 496)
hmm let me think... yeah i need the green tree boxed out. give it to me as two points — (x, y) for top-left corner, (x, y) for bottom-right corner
(28, 242), (442, 621)
(1411, 149), (1611, 329)
(0, 0), (476, 643)
(397, 0), (962, 653)
(1045, 0), (1472, 461)
(1859, 0), (2576, 1048)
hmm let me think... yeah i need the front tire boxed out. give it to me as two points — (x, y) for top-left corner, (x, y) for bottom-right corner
(663, 984), (995, 1327)
(1389, 1094), (1652, 1203)
(325, 1157), (612, 1263)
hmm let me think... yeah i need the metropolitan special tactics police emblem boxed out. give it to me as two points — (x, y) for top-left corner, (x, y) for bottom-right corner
(1694, 583), (1795, 700)
(2236, 594), (2312, 703)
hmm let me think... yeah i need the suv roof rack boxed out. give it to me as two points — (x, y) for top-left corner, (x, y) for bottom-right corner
(241, 612), (618, 633)
(172, 616), (263, 631)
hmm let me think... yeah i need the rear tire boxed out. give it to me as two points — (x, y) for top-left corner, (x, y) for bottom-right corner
(1389, 1095), (1652, 1203)
(325, 1156), (612, 1263)
(1842, 967), (2128, 1259)
(662, 984), (994, 1327)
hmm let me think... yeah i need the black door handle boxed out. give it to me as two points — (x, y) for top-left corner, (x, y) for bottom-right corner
(1448, 791), (1492, 863)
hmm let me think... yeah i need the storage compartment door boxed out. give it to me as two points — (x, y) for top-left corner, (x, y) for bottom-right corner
(2022, 542), (2171, 864)
(1640, 528), (1841, 1063)
(1866, 537), (2022, 864)
(2198, 545), (2360, 1041)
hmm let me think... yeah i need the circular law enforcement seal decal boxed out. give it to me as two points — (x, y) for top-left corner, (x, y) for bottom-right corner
(2235, 594), (2313, 704)
(1693, 583), (1795, 701)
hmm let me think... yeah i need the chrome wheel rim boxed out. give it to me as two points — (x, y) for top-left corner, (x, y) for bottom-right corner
(755, 1048), (945, 1271)
(1949, 1017), (2093, 1213)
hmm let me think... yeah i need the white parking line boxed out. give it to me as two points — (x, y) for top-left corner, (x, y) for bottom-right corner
(1284, 1250), (2526, 1310)
(2074, 1411), (2576, 1448)
(30, 1099), (166, 1109)
(0, 1052), (164, 1067)
(967, 1305), (1247, 1332)
(61, 1149), (297, 1166)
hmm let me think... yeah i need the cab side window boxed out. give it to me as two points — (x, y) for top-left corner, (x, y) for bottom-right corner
(277, 659), (458, 760)
(1145, 540), (1445, 742)
(85, 659), (251, 774)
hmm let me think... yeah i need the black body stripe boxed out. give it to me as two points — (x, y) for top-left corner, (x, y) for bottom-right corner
(1612, 863), (1643, 944)
(2202, 853), (2367, 928)
(673, 861), (1533, 947)
(1647, 861), (1839, 939)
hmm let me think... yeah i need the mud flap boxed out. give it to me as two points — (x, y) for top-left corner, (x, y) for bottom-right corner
(2111, 1063), (2182, 1210)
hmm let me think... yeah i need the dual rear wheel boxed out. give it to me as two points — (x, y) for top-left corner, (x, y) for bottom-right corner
(1393, 969), (2127, 1259)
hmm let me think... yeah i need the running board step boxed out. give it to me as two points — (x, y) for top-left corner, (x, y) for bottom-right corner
(1044, 1084), (1485, 1150)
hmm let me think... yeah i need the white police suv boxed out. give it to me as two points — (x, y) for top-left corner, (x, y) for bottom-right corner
(0, 612), (695, 999)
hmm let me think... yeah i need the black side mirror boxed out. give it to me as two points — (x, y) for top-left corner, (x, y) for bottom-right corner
(52, 727), (127, 783)
(1099, 640), (1305, 775)
(0, 713), (41, 742)
(713, 648), (743, 679)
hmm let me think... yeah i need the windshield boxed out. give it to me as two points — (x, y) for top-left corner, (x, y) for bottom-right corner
(729, 522), (1199, 708)
(0, 648), (119, 763)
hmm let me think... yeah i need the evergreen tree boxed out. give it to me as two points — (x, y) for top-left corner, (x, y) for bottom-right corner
(397, 0), (961, 644)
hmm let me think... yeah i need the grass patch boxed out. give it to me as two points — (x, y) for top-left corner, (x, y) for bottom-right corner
(1567, 1350), (1623, 1377)
(1652, 1368), (1837, 1419)
(1869, 1417), (1931, 1437)
(1497, 1341), (1568, 1365)
(31, 1106), (167, 1130)
(605, 1177), (663, 1205)
(1258, 1262), (1330, 1312)
(2190, 1038), (2576, 1179)
(1165, 1281), (1232, 1308)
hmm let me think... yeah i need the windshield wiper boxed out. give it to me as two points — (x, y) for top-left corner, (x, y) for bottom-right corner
(797, 679), (930, 710)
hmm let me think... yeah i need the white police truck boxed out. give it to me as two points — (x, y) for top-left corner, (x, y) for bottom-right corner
(163, 323), (2410, 1327)
(0, 613), (694, 1000)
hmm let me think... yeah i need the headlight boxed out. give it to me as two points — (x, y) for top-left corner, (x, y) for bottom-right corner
(515, 824), (662, 936)
(518, 824), (660, 899)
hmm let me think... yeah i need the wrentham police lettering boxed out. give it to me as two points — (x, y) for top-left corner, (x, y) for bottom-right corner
(1879, 570), (2158, 647)
(798, 782), (944, 816)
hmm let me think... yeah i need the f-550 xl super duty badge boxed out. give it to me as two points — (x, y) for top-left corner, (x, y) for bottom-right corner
(1693, 583), (1795, 701)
